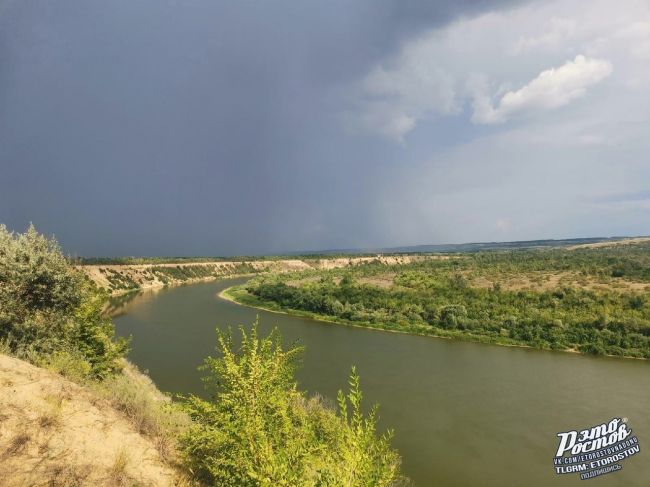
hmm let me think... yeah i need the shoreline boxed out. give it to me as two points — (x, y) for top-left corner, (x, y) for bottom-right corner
(218, 285), (648, 362)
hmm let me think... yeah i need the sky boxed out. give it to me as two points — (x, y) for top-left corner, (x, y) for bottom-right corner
(1, 0), (649, 256)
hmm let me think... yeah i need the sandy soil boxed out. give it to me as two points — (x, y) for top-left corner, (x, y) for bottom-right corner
(566, 236), (650, 250)
(466, 270), (650, 293)
(0, 354), (182, 486)
(320, 269), (650, 294)
(357, 274), (397, 288)
(78, 260), (268, 293)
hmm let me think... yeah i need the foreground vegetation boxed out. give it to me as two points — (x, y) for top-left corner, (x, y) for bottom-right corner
(181, 325), (404, 486)
(1, 224), (402, 485)
(0, 224), (128, 377)
(235, 244), (650, 359)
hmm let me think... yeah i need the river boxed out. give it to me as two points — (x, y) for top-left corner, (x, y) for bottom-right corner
(112, 277), (650, 486)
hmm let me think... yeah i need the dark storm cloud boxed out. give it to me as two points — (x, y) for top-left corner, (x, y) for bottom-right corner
(0, 0), (523, 255)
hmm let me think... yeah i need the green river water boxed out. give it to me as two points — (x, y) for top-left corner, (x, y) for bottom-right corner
(112, 277), (650, 486)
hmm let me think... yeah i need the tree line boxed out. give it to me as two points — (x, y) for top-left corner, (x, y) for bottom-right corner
(244, 246), (650, 358)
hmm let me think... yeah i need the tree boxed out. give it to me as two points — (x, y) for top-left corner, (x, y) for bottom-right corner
(0, 224), (84, 326)
(0, 224), (127, 378)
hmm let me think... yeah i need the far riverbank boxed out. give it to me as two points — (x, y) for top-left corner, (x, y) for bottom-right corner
(220, 284), (648, 361)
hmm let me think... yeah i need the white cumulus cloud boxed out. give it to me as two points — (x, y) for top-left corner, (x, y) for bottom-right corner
(349, 0), (649, 140)
(472, 55), (612, 124)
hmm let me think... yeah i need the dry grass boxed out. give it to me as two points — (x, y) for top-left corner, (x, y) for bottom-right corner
(0, 353), (187, 486)
(38, 393), (64, 429)
(286, 275), (322, 287)
(107, 448), (130, 486)
(463, 270), (650, 293)
(3, 431), (30, 458)
(566, 236), (650, 250)
(93, 361), (192, 464)
(358, 274), (396, 289)
(46, 463), (93, 486)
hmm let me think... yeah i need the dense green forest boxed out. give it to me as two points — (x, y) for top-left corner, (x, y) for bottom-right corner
(1, 225), (403, 486)
(233, 244), (650, 359)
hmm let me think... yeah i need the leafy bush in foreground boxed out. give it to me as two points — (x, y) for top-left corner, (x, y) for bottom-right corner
(0, 224), (128, 378)
(179, 324), (403, 487)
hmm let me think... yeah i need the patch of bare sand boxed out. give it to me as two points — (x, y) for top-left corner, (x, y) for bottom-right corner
(467, 271), (650, 293)
(358, 274), (396, 289)
(285, 275), (322, 287)
(567, 237), (650, 250)
(0, 354), (184, 487)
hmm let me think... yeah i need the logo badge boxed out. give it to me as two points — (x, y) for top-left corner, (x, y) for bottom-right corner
(553, 418), (640, 480)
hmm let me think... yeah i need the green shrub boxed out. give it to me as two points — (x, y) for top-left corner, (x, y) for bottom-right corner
(37, 349), (92, 381)
(179, 323), (403, 487)
(0, 224), (84, 326)
(0, 224), (128, 378)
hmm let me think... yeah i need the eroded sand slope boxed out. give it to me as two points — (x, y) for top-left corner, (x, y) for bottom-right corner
(0, 354), (181, 487)
(79, 255), (440, 295)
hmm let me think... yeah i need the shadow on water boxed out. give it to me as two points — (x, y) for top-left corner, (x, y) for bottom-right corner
(105, 290), (145, 317)
(107, 284), (188, 317)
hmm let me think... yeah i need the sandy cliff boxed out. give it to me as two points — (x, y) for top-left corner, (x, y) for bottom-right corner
(79, 255), (440, 295)
(0, 354), (183, 487)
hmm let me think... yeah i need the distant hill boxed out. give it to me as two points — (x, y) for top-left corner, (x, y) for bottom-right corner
(79, 236), (650, 263)
(295, 236), (646, 255)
